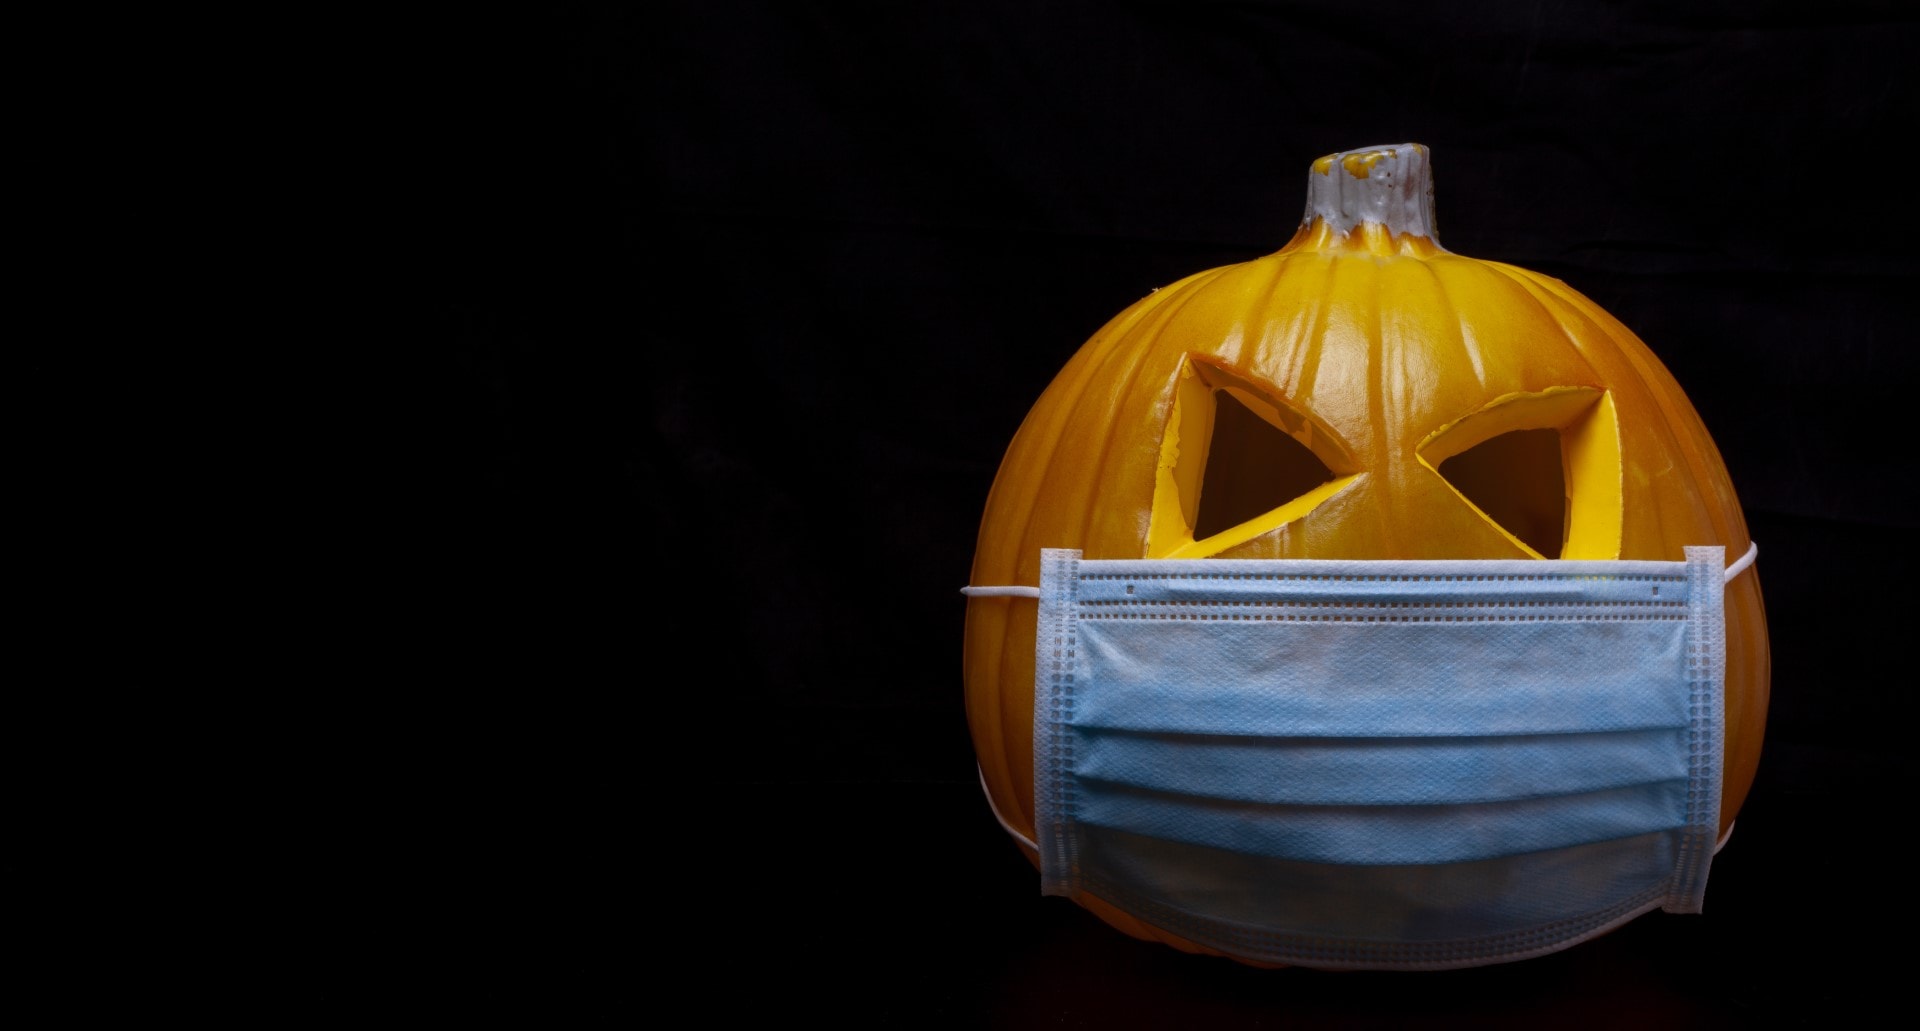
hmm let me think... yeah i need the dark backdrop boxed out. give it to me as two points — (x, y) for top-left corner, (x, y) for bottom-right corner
(418, 2), (1916, 1024)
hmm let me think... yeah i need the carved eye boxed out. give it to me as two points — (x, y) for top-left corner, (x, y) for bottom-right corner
(1418, 387), (1624, 559)
(1147, 359), (1358, 558)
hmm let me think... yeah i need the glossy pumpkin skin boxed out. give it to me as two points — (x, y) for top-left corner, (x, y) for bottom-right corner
(963, 169), (1769, 959)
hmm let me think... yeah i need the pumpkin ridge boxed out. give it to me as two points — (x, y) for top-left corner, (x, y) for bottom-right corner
(1068, 264), (1243, 558)
(1255, 251), (1319, 405)
(973, 273), (1188, 583)
(969, 278), (1179, 836)
(1509, 266), (1751, 540)
(1473, 262), (1685, 551)
(1362, 260), (1403, 554)
(1281, 253), (1336, 404)
(975, 263), (1238, 837)
(1230, 253), (1294, 388)
(1485, 262), (1737, 557)
(1419, 258), (1488, 395)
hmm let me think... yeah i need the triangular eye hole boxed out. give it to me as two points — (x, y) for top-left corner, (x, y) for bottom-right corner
(1147, 359), (1358, 558)
(1418, 386), (1624, 560)
(1192, 390), (1337, 541)
(1437, 429), (1567, 558)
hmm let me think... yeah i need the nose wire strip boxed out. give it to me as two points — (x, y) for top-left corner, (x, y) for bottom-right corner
(961, 543), (1758, 595)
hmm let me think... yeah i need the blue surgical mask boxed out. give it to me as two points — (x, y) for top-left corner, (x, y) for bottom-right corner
(967, 543), (1755, 971)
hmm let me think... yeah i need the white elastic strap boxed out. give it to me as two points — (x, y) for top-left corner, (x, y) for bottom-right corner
(1714, 821), (1735, 855)
(960, 585), (1040, 598)
(1724, 541), (1757, 584)
(977, 764), (1038, 852)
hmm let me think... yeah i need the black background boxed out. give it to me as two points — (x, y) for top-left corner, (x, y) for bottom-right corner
(418, 2), (1916, 1025)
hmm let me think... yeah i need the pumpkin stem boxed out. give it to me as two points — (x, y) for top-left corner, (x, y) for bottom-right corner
(1295, 143), (1443, 255)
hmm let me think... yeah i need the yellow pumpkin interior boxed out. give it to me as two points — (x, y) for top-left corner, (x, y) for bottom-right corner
(1147, 358), (1361, 558)
(1416, 386), (1624, 559)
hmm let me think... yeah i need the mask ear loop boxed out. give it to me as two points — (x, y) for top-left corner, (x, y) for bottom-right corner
(977, 764), (1038, 852)
(1713, 540), (1758, 854)
(961, 588), (1041, 851)
(1724, 541), (1757, 583)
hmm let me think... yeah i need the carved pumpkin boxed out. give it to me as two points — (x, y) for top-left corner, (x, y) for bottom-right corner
(963, 143), (1768, 960)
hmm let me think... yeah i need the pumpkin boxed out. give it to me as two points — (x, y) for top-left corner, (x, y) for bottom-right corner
(962, 143), (1769, 960)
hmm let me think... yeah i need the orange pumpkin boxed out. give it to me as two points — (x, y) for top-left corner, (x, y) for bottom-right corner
(962, 143), (1768, 961)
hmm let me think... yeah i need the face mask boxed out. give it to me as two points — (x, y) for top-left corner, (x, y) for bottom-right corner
(966, 542), (1755, 971)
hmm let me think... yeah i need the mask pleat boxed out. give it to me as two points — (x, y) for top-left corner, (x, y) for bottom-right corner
(1075, 777), (1689, 865)
(1073, 618), (1690, 737)
(1072, 727), (1690, 806)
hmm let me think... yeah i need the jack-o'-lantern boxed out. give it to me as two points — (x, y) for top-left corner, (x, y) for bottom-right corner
(962, 144), (1768, 969)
